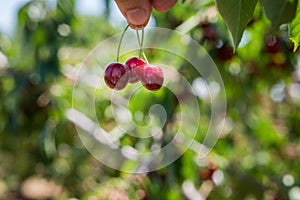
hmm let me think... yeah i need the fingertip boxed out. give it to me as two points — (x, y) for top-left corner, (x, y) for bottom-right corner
(152, 0), (177, 12)
(129, 22), (148, 30)
(115, 0), (152, 27)
(126, 8), (149, 26)
(129, 19), (149, 30)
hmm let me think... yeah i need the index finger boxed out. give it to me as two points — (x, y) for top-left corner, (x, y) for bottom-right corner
(151, 0), (177, 12)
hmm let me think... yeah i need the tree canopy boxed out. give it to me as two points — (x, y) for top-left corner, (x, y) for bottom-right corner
(0, 0), (300, 199)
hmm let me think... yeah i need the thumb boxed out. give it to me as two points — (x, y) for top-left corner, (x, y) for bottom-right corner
(152, 0), (177, 12)
(114, 0), (152, 28)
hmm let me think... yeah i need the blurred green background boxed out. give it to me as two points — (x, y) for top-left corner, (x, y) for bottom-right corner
(0, 0), (300, 199)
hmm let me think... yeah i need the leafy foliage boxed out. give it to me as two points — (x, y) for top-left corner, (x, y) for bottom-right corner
(215, 0), (258, 49)
(216, 0), (299, 49)
(0, 0), (300, 200)
(261, 0), (298, 30)
(290, 1), (300, 51)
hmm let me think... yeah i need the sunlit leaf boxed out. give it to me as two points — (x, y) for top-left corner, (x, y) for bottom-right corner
(261, 0), (298, 30)
(215, 0), (258, 49)
(290, 1), (300, 51)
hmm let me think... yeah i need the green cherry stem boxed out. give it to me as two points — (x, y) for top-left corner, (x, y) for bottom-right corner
(135, 25), (149, 64)
(140, 25), (145, 56)
(116, 24), (130, 62)
(135, 26), (142, 58)
(141, 26), (149, 64)
(142, 52), (149, 64)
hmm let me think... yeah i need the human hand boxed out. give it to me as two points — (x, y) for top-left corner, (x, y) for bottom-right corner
(114, 0), (177, 28)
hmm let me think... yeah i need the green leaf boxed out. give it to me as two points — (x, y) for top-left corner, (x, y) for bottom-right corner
(290, 1), (300, 51)
(215, 0), (258, 49)
(261, 0), (298, 30)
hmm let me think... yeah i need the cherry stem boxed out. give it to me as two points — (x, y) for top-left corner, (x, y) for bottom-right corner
(141, 26), (149, 64)
(117, 24), (130, 62)
(135, 25), (149, 64)
(141, 25), (144, 55)
(135, 26), (142, 58)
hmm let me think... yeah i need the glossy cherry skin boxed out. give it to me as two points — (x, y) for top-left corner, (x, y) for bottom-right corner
(104, 62), (129, 90)
(141, 65), (164, 91)
(125, 57), (147, 83)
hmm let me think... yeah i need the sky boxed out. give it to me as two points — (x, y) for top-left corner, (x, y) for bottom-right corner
(0, 0), (132, 35)
(0, 0), (31, 34)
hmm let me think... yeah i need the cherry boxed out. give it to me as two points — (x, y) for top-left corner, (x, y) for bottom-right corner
(199, 22), (217, 40)
(265, 36), (281, 53)
(104, 62), (129, 90)
(141, 65), (164, 91)
(199, 161), (217, 180)
(202, 27), (217, 40)
(125, 57), (147, 83)
(217, 44), (233, 62)
(200, 168), (215, 180)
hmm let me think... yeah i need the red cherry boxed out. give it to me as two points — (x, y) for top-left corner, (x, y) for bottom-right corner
(125, 57), (147, 83)
(265, 36), (281, 53)
(217, 44), (233, 62)
(141, 65), (164, 91)
(199, 162), (217, 181)
(200, 168), (215, 180)
(202, 27), (217, 40)
(104, 62), (129, 90)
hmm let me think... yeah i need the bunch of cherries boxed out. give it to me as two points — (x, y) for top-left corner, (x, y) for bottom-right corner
(104, 25), (164, 91)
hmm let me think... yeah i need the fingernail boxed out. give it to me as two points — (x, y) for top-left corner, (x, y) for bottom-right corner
(126, 8), (147, 26)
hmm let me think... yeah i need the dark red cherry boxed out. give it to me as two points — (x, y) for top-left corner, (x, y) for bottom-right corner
(217, 44), (233, 62)
(200, 168), (215, 180)
(125, 57), (147, 83)
(104, 62), (129, 90)
(141, 65), (164, 91)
